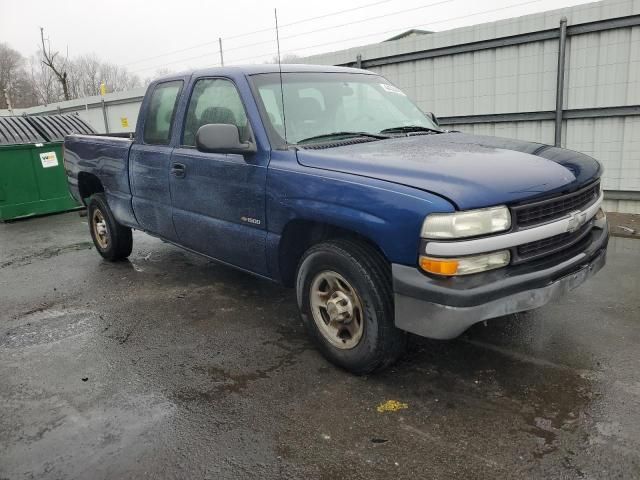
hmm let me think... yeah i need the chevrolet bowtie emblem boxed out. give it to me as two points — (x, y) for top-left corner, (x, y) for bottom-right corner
(566, 210), (588, 233)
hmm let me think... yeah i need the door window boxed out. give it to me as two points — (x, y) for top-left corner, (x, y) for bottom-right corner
(143, 80), (183, 145)
(183, 78), (249, 147)
(258, 88), (286, 139)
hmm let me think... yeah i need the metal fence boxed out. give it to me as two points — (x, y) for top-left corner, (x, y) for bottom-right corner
(3, 0), (639, 213)
(304, 0), (640, 213)
(1, 88), (146, 136)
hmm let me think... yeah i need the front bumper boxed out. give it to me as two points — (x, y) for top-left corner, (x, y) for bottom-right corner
(392, 220), (609, 339)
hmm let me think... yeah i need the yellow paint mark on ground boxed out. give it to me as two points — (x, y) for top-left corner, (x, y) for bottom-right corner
(376, 400), (408, 413)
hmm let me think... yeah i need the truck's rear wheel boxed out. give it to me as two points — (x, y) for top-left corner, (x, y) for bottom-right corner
(88, 193), (133, 261)
(296, 239), (406, 374)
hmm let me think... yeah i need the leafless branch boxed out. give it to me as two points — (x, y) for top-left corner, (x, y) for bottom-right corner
(39, 27), (70, 100)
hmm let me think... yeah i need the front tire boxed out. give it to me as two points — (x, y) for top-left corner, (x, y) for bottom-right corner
(88, 193), (133, 261)
(296, 239), (406, 374)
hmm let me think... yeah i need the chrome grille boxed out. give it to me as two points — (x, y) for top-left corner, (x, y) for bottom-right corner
(513, 181), (600, 228)
(514, 221), (593, 263)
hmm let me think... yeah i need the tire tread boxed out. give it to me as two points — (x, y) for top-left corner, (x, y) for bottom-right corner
(297, 238), (406, 374)
(88, 193), (133, 261)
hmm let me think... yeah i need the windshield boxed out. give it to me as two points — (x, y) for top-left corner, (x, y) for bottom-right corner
(249, 72), (440, 145)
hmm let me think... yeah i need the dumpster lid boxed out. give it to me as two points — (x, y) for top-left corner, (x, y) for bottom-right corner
(0, 116), (46, 145)
(26, 114), (96, 142)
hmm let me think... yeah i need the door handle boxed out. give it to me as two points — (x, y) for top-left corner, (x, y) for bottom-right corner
(171, 163), (186, 178)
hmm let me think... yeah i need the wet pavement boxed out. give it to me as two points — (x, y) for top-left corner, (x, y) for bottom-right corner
(1, 212), (639, 479)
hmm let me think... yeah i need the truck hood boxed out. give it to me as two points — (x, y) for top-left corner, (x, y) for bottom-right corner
(295, 133), (601, 210)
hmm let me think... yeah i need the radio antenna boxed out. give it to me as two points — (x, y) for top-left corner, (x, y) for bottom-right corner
(274, 8), (288, 144)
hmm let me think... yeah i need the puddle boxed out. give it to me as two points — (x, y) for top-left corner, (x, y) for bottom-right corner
(1, 307), (98, 348)
(0, 242), (93, 269)
(175, 338), (308, 403)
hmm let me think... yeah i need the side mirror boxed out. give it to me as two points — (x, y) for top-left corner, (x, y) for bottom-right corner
(195, 123), (256, 154)
(427, 112), (440, 127)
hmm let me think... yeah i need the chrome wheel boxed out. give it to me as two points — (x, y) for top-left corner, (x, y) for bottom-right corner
(309, 271), (364, 349)
(92, 209), (109, 250)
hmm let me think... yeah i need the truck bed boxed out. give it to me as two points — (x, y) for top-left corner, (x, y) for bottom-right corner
(84, 132), (135, 139)
(64, 134), (137, 226)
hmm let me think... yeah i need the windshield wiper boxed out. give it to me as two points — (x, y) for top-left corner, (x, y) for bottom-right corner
(297, 131), (389, 144)
(380, 125), (443, 135)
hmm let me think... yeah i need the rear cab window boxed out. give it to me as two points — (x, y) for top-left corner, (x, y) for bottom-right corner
(143, 80), (183, 145)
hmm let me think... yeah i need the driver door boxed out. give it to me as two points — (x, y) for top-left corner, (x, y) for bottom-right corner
(169, 77), (269, 275)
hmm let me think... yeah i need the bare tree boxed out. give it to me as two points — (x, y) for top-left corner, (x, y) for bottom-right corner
(65, 54), (141, 97)
(99, 63), (141, 93)
(0, 43), (38, 109)
(69, 54), (101, 97)
(142, 68), (173, 85)
(39, 27), (70, 100)
(0, 43), (21, 109)
(7, 73), (39, 108)
(29, 54), (58, 105)
(2, 37), (143, 108)
(154, 67), (173, 77)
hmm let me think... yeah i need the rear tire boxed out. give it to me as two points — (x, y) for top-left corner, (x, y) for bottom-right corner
(88, 193), (133, 261)
(296, 239), (406, 374)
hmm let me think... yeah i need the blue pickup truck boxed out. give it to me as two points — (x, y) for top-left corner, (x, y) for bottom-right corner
(64, 64), (608, 373)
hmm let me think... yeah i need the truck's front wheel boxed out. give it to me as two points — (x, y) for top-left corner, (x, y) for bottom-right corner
(88, 193), (133, 261)
(296, 239), (406, 374)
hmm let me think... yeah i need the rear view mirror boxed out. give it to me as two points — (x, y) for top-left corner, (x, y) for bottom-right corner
(427, 112), (440, 127)
(195, 124), (256, 154)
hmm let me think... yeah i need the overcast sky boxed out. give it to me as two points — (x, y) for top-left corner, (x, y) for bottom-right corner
(3, 0), (593, 78)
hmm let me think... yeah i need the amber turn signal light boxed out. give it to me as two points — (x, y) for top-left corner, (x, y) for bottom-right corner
(419, 257), (459, 275)
(419, 250), (511, 276)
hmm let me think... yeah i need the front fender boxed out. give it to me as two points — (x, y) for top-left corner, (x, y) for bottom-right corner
(266, 153), (455, 267)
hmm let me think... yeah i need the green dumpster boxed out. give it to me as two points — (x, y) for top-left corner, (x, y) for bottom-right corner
(0, 114), (95, 221)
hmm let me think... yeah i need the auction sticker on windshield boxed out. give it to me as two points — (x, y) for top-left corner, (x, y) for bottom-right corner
(40, 152), (59, 168)
(380, 84), (406, 95)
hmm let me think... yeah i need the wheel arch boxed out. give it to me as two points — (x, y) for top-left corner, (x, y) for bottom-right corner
(77, 172), (104, 205)
(277, 218), (390, 287)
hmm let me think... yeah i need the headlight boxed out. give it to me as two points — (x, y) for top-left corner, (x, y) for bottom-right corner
(421, 206), (511, 239)
(419, 250), (511, 276)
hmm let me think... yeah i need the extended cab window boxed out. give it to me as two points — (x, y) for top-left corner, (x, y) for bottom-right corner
(143, 80), (182, 145)
(183, 78), (249, 147)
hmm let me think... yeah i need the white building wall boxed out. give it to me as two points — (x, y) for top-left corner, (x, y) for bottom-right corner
(365, 39), (560, 118)
(303, 0), (640, 212)
(2, 88), (146, 135)
(445, 121), (556, 145)
(2, 0), (639, 212)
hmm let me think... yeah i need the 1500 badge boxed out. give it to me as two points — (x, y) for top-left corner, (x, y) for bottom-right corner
(241, 216), (261, 225)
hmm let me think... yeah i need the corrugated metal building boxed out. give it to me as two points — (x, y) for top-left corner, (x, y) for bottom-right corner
(303, 0), (640, 213)
(3, 0), (639, 212)
(3, 88), (147, 136)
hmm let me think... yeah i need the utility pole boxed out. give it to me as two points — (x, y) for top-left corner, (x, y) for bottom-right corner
(3, 88), (13, 114)
(218, 37), (224, 66)
(554, 17), (568, 147)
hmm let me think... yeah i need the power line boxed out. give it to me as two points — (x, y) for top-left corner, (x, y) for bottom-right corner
(131, 53), (220, 74)
(280, 0), (546, 54)
(280, 0), (454, 42)
(124, 42), (217, 68)
(225, 0), (395, 40)
(124, 0), (394, 67)
(197, 0), (453, 59)
(133, 0), (546, 74)
(131, 0), (456, 73)
(228, 0), (546, 61)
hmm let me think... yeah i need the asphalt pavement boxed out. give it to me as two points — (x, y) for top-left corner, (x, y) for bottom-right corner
(1, 212), (639, 479)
